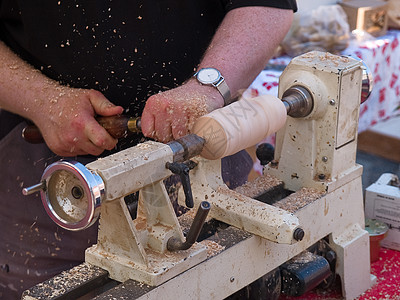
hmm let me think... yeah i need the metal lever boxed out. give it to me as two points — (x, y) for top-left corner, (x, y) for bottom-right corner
(22, 181), (46, 196)
(166, 161), (196, 208)
(167, 201), (211, 251)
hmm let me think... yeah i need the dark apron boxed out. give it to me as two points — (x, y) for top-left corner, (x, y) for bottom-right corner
(0, 122), (98, 299)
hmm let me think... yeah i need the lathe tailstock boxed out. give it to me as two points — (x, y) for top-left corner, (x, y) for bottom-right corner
(22, 51), (374, 300)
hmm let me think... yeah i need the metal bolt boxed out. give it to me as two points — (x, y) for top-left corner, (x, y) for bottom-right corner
(325, 250), (336, 263)
(230, 277), (235, 283)
(329, 99), (336, 106)
(293, 228), (305, 241)
(71, 186), (84, 199)
(322, 156), (328, 163)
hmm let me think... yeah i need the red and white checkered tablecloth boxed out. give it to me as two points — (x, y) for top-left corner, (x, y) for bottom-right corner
(244, 30), (400, 133)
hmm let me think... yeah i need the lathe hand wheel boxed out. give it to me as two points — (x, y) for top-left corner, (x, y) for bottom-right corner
(40, 160), (105, 231)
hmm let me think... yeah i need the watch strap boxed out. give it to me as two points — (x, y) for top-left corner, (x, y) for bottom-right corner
(213, 76), (232, 106)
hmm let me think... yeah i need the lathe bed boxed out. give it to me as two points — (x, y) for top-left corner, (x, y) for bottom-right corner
(23, 174), (327, 299)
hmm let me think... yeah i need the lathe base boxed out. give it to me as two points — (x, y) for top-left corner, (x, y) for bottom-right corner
(85, 241), (207, 286)
(22, 172), (373, 300)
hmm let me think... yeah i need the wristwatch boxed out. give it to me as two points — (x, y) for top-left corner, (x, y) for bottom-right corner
(194, 68), (232, 106)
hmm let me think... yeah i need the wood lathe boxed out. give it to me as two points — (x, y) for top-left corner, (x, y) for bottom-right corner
(21, 51), (374, 300)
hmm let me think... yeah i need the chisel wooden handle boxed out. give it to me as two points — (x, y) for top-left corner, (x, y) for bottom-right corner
(22, 115), (141, 144)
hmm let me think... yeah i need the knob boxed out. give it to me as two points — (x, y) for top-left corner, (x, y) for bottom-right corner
(256, 143), (275, 166)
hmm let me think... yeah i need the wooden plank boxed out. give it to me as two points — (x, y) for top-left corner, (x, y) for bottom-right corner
(21, 263), (112, 300)
(358, 130), (400, 163)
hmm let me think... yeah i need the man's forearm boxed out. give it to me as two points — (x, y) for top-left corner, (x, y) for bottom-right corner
(195, 6), (293, 99)
(0, 41), (60, 122)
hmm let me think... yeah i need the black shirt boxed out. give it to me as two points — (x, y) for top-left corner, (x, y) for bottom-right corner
(0, 0), (297, 117)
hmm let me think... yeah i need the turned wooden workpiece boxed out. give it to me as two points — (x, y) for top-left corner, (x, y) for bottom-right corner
(192, 95), (287, 159)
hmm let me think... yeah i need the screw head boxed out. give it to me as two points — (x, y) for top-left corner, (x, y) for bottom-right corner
(329, 99), (336, 105)
(325, 250), (336, 263)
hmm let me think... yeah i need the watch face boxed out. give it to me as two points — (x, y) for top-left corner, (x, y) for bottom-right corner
(197, 68), (220, 84)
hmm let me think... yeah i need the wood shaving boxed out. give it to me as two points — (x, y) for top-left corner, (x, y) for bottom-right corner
(22, 262), (106, 298)
(200, 239), (225, 257)
(234, 174), (282, 198)
(273, 187), (325, 213)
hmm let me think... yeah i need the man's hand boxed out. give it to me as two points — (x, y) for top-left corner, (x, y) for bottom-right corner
(0, 41), (123, 157)
(33, 88), (124, 156)
(141, 79), (224, 142)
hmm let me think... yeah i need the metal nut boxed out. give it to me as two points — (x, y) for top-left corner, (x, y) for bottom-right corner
(293, 228), (305, 241)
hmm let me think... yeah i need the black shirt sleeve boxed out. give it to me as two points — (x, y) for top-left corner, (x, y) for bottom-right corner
(223, 0), (297, 12)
